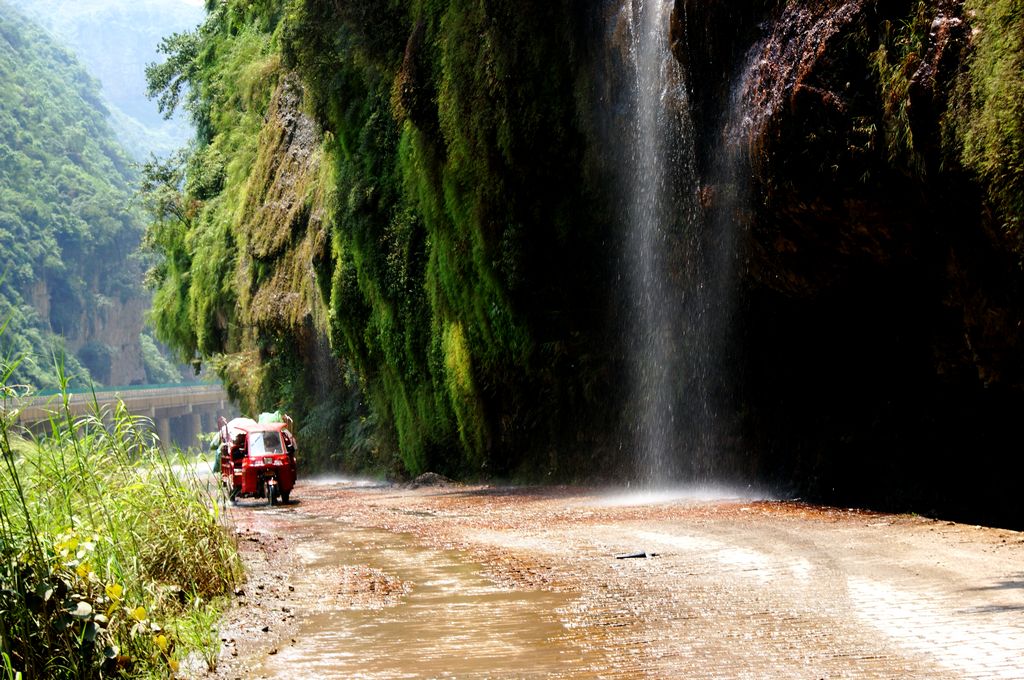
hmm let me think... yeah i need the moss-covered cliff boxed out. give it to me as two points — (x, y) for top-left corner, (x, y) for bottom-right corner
(146, 0), (1024, 522)
(144, 0), (618, 476)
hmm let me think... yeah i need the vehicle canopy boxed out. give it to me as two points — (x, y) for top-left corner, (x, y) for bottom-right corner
(222, 417), (258, 442)
(220, 417), (295, 456)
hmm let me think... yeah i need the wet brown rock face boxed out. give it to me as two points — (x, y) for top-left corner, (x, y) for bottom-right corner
(677, 0), (1024, 521)
(736, 1), (925, 301)
(672, 0), (779, 162)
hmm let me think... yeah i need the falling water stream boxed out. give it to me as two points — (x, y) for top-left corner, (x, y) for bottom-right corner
(620, 0), (697, 484)
(618, 0), (745, 486)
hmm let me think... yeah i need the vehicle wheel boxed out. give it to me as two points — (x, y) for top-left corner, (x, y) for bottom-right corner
(281, 491), (290, 504)
(229, 486), (239, 503)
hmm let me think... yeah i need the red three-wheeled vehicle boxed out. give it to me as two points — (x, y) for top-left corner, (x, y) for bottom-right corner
(217, 415), (297, 504)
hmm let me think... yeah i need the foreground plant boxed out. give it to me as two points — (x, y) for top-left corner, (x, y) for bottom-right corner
(0, 358), (241, 678)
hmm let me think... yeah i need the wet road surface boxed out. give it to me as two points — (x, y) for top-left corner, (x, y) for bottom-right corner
(218, 480), (1024, 679)
(257, 521), (588, 678)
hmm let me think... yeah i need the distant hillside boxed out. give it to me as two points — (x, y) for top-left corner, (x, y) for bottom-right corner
(6, 0), (203, 158)
(0, 1), (148, 388)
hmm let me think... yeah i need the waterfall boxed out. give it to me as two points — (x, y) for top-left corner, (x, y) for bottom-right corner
(620, 0), (695, 484)
(615, 0), (741, 485)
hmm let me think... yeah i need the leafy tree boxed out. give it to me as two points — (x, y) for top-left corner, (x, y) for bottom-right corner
(0, 2), (147, 389)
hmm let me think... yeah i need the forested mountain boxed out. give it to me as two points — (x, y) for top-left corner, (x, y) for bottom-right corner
(0, 2), (149, 388)
(6, 0), (203, 158)
(143, 0), (1024, 524)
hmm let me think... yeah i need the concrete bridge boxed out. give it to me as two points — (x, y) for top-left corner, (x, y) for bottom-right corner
(14, 383), (236, 450)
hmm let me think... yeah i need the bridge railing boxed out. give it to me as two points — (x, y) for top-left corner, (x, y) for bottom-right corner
(28, 382), (225, 400)
(11, 384), (232, 451)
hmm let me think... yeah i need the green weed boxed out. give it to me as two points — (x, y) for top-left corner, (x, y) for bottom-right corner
(0, 353), (240, 678)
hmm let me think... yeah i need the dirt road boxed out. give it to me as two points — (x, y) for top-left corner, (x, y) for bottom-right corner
(209, 479), (1024, 679)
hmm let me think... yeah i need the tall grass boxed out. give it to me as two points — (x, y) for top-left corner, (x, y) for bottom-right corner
(0, 355), (241, 678)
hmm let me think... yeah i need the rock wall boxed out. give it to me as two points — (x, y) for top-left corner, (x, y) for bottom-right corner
(27, 276), (147, 387)
(676, 0), (1024, 523)
(146, 0), (1024, 523)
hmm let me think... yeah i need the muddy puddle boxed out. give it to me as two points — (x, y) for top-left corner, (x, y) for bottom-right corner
(255, 510), (594, 678)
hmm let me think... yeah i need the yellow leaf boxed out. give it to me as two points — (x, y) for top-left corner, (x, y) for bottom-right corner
(168, 658), (179, 672)
(76, 562), (92, 578)
(105, 584), (124, 601)
(130, 606), (147, 622)
(57, 536), (78, 553)
(154, 634), (168, 652)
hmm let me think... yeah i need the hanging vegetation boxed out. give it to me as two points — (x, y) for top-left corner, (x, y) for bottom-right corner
(143, 0), (617, 477)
